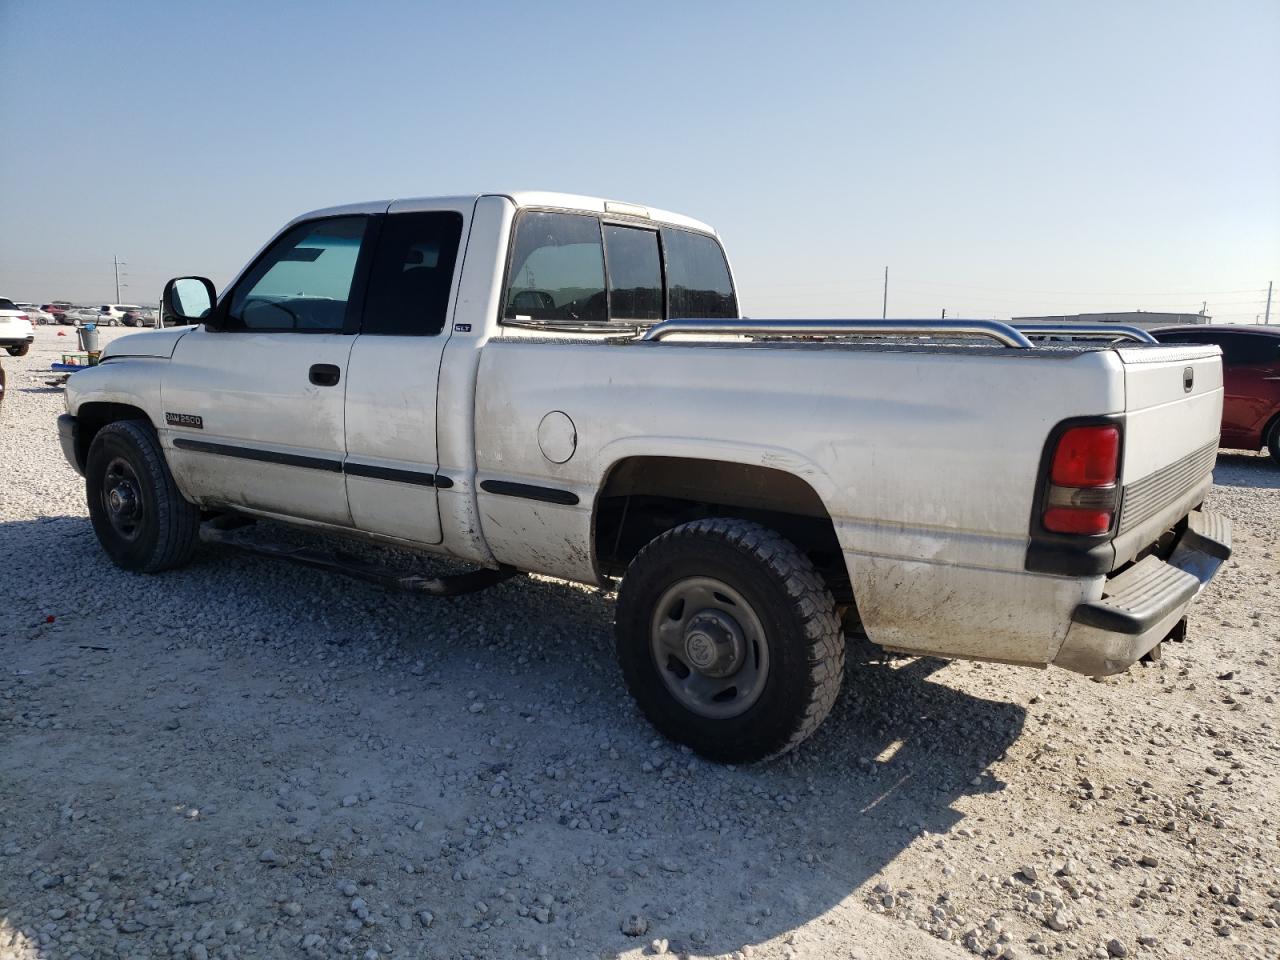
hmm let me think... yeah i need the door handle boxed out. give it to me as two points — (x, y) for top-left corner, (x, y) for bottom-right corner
(309, 363), (341, 387)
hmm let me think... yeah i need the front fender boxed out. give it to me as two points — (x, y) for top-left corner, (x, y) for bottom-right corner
(64, 358), (166, 423)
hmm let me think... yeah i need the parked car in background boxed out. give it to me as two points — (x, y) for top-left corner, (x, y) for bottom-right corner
(98, 304), (148, 326)
(16, 303), (55, 324)
(64, 308), (104, 326)
(45, 302), (73, 322)
(122, 306), (158, 327)
(0, 298), (35, 356)
(1151, 325), (1280, 464)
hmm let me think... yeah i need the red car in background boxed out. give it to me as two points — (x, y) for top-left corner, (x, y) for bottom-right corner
(1151, 325), (1280, 465)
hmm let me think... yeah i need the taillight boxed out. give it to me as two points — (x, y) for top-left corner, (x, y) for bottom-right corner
(1042, 425), (1120, 536)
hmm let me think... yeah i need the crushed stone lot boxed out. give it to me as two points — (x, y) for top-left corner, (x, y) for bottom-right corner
(1, 325), (1277, 960)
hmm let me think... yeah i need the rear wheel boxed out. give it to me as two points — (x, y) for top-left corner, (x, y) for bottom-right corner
(615, 518), (844, 763)
(6, 343), (29, 357)
(86, 420), (200, 572)
(1267, 418), (1280, 466)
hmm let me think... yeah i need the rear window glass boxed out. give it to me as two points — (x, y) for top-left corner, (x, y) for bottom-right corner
(505, 212), (606, 323)
(0, 299), (17, 310)
(662, 228), (736, 319)
(603, 225), (663, 321)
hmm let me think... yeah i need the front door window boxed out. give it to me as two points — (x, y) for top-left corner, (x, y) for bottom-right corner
(226, 217), (369, 332)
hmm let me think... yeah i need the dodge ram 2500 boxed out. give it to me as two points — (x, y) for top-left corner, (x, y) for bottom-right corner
(58, 191), (1232, 762)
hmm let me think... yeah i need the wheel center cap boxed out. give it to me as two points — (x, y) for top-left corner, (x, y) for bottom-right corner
(108, 483), (137, 517)
(685, 631), (717, 669)
(683, 610), (745, 678)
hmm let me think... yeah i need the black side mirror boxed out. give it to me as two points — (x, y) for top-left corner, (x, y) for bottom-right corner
(161, 277), (218, 328)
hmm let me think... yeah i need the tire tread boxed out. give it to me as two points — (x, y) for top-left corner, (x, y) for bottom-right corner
(620, 517), (844, 761)
(89, 420), (200, 572)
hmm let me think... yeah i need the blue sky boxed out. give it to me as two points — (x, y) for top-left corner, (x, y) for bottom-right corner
(2, 0), (1277, 321)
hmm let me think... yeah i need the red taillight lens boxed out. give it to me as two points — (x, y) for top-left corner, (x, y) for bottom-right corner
(1043, 424), (1120, 536)
(1042, 507), (1113, 535)
(1050, 425), (1120, 487)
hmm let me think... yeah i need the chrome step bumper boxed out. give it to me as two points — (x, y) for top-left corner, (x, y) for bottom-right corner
(1053, 509), (1231, 676)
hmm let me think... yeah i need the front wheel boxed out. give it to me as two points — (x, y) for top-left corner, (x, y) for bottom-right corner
(85, 420), (201, 572)
(1267, 419), (1280, 466)
(6, 343), (29, 357)
(615, 518), (844, 763)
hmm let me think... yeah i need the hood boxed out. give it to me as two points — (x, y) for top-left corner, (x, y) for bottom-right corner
(101, 325), (196, 360)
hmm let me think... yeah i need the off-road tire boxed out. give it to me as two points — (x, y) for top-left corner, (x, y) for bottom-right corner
(615, 518), (844, 763)
(6, 343), (29, 357)
(86, 419), (200, 572)
(1267, 418), (1280, 466)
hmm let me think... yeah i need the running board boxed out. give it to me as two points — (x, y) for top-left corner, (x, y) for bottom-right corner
(198, 523), (519, 596)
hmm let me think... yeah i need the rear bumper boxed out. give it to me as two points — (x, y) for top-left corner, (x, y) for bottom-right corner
(1053, 509), (1231, 676)
(0, 335), (35, 346)
(58, 413), (84, 476)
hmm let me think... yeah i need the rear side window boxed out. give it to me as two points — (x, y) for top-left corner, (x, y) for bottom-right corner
(362, 212), (464, 336)
(505, 212), (606, 323)
(603, 225), (663, 321)
(662, 228), (737, 319)
(226, 217), (369, 332)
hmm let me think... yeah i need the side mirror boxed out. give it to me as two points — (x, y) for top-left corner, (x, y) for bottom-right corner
(161, 277), (218, 328)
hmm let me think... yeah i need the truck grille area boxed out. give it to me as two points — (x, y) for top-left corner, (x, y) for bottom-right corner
(1118, 441), (1217, 535)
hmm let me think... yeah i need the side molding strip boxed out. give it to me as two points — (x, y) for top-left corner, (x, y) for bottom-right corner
(172, 437), (342, 473)
(173, 438), (453, 488)
(479, 479), (579, 506)
(345, 461), (439, 487)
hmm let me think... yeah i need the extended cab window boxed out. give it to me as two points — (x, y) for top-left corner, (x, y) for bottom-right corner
(662, 228), (737, 319)
(603, 225), (663, 321)
(504, 212), (606, 323)
(226, 216), (368, 332)
(363, 212), (463, 336)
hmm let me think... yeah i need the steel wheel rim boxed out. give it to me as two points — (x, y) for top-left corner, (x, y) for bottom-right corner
(102, 456), (144, 541)
(649, 576), (770, 719)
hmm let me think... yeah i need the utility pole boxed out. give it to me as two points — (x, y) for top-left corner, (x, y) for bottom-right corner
(881, 266), (888, 320)
(113, 255), (127, 302)
(941, 308), (947, 319)
(1266, 281), (1272, 325)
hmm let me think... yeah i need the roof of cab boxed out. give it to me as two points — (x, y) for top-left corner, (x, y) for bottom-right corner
(291, 192), (718, 236)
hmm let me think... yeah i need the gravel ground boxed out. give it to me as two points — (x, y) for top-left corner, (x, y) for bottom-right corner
(1, 325), (1277, 960)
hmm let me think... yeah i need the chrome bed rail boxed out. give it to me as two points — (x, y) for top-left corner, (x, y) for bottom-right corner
(1013, 324), (1158, 344)
(640, 318), (1036, 348)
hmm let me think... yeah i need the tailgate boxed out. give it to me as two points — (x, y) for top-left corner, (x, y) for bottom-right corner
(1113, 343), (1223, 566)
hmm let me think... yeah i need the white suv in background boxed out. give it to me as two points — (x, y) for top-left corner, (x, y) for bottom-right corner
(98, 304), (147, 326)
(0, 298), (35, 356)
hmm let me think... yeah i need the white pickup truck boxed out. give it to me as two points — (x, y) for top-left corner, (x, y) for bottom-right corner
(58, 191), (1232, 762)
